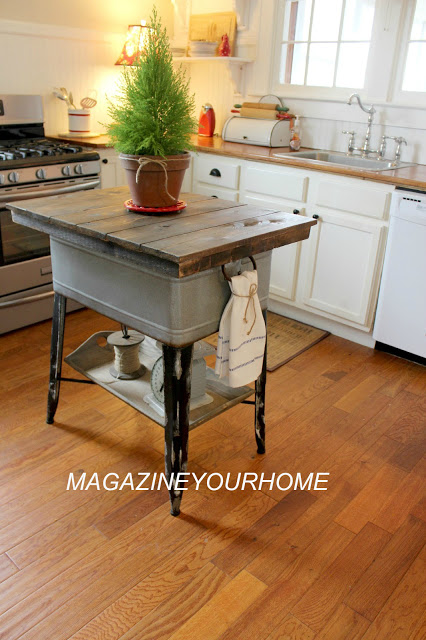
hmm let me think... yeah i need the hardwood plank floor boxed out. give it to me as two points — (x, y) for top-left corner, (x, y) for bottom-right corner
(1, 308), (425, 639)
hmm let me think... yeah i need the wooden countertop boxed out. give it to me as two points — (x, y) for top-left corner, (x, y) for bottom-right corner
(47, 133), (426, 190)
(48, 134), (111, 148)
(7, 188), (316, 278)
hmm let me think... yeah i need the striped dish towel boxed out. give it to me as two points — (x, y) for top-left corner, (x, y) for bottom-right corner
(215, 269), (266, 387)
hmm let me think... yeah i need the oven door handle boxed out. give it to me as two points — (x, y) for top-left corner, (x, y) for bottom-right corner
(0, 179), (101, 203)
(0, 290), (54, 309)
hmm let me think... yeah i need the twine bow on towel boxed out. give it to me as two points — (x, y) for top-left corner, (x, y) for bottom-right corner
(121, 155), (175, 203)
(234, 282), (258, 335)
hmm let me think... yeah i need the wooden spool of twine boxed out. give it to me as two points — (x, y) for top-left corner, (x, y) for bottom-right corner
(107, 330), (146, 380)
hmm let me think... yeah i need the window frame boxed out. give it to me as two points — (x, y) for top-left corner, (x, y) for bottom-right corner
(271, 0), (378, 99)
(269, 0), (426, 107)
(391, 0), (426, 107)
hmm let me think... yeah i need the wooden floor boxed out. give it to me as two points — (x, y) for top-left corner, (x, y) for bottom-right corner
(1, 308), (425, 640)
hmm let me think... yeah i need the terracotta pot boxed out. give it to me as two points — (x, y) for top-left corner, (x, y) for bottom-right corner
(120, 152), (191, 208)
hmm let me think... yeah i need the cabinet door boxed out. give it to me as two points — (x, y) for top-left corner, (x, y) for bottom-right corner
(99, 153), (117, 188)
(99, 150), (127, 188)
(241, 193), (304, 302)
(192, 181), (239, 201)
(302, 210), (385, 327)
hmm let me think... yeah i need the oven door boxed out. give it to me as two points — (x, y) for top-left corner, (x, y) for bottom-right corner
(0, 177), (100, 334)
(0, 178), (100, 266)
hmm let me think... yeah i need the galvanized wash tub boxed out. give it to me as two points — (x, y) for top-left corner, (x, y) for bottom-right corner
(51, 237), (272, 347)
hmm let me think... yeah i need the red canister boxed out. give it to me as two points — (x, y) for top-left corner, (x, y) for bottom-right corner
(198, 103), (215, 137)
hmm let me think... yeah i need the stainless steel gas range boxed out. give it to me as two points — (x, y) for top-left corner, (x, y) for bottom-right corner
(0, 94), (101, 334)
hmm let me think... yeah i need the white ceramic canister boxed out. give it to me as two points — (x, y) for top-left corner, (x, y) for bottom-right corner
(68, 109), (91, 133)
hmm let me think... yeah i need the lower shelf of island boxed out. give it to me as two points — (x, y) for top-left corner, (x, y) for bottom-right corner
(64, 331), (255, 431)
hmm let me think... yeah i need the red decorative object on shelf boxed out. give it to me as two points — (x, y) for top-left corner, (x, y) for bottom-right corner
(218, 34), (231, 57)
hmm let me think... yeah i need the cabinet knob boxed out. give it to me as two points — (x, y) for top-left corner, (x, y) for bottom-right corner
(209, 168), (221, 177)
(312, 214), (320, 219)
(102, 158), (108, 164)
(293, 209), (300, 214)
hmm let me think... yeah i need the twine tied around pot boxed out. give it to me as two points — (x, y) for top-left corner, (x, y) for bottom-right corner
(233, 282), (258, 335)
(122, 155), (175, 203)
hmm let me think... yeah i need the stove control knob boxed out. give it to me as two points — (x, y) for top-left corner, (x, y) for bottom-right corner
(62, 165), (71, 177)
(8, 171), (19, 183)
(74, 163), (84, 175)
(36, 168), (46, 180)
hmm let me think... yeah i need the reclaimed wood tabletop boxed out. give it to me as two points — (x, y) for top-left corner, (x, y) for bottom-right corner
(7, 187), (316, 277)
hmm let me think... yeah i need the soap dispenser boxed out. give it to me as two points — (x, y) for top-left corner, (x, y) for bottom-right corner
(290, 115), (301, 151)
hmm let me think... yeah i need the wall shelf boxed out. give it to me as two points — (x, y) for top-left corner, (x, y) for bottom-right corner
(172, 56), (252, 63)
(172, 57), (253, 96)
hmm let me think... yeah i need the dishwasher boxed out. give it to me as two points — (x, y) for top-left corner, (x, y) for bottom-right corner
(373, 187), (426, 362)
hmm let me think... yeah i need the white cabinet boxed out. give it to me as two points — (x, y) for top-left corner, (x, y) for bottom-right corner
(313, 177), (391, 220)
(190, 151), (394, 335)
(193, 182), (239, 201)
(98, 149), (127, 188)
(301, 210), (386, 326)
(241, 162), (308, 203)
(240, 193), (304, 302)
(193, 154), (240, 190)
(192, 152), (240, 201)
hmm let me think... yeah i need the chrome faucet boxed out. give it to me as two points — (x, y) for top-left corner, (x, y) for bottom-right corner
(346, 93), (378, 157)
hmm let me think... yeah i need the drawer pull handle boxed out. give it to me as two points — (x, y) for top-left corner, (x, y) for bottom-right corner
(102, 158), (108, 164)
(293, 209), (300, 214)
(209, 168), (221, 177)
(211, 195), (218, 198)
(312, 214), (320, 219)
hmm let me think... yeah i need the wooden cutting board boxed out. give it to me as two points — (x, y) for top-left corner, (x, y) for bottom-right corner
(189, 12), (237, 56)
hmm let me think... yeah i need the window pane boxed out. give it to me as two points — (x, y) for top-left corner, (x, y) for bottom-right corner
(410, 0), (426, 40)
(336, 43), (370, 87)
(294, 0), (313, 41)
(402, 42), (426, 91)
(282, 0), (312, 42)
(306, 43), (337, 86)
(279, 43), (307, 84)
(311, 0), (343, 41)
(341, 0), (375, 40)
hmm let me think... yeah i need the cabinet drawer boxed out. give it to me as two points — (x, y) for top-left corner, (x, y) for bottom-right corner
(314, 178), (392, 219)
(243, 164), (308, 202)
(193, 182), (239, 202)
(194, 155), (240, 190)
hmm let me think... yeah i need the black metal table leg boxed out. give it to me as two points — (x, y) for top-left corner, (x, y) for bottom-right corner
(255, 308), (267, 454)
(46, 293), (67, 424)
(162, 342), (194, 516)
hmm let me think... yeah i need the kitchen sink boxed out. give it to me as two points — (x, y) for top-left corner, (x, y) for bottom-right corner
(273, 150), (415, 172)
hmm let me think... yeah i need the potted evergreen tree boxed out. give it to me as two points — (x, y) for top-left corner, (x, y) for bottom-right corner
(107, 8), (196, 211)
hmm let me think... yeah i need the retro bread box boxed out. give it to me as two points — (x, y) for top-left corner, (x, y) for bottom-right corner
(222, 115), (291, 147)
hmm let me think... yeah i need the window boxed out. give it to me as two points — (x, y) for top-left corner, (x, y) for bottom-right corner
(401, 1), (426, 92)
(276, 0), (376, 90)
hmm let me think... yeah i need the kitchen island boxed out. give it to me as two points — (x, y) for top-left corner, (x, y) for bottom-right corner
(7, 187), (316, 515)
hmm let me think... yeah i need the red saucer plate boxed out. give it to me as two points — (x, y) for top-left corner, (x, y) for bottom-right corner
(124, 199), (187, 214)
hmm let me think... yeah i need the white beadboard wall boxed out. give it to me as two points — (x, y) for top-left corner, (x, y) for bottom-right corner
(0, 0), (173, 137)
(0, 20), (126, 136)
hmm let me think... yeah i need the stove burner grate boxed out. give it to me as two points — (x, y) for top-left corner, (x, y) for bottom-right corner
(0, 139), (84, 161)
